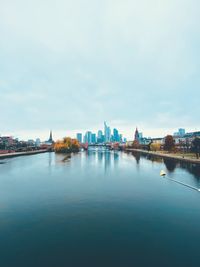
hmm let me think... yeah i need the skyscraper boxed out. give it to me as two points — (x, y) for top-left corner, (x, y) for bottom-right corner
(49, 130), (53, 142)
(35, 138), (41, 147)
(46, 130), (54, 144)
(104, 122), (107, 142)
(179, 128), (185, 136)
(85, 131), (92, 144)
(76, 133), (82, 143)
(104, 122), (111, 142)
(108, 127), (111, 142)
(97, 130), (103, 143)
(139, 132), (143, 139)
(113, 128), (119, 142)
(84, 133), (87, 144)
(91, 133), (96, 144)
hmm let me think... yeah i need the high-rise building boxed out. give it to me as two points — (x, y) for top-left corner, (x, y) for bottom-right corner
(85, 131), (92, 144)
(179, 128), (185, 136)
(174, 128), (186, 137)
(97, 130), (103, 143)
(84, 133), (87, 144)
(113, 128), (119, 142)
(139, 132), (143, 139)
(35, 138), (41, 147)
(104, 122), (108, 142)
(91, 133), (96, 144)
(76, 133), (82, 143)
(104, 122), (111, 142)
(108, 127), (111, 142)
(98, 130), (103, 139)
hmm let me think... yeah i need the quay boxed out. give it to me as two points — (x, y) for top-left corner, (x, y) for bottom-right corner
(125, 148), (200, 165)
(0, 149), (50, 159)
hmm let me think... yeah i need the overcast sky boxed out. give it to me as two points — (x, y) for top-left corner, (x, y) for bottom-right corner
(0, 0), (200, 141)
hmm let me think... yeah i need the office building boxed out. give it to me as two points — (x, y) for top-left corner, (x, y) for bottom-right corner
(84, 131), (92, 144)
(179, 128), (186, 136)
(113, 128), (119, 142)
(104, 122), (111, 142)
(76, 133), (82, 143)
(91, 133), (96, 144)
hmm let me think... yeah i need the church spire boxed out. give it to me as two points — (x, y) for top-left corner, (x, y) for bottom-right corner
(134, 127), (139, 141)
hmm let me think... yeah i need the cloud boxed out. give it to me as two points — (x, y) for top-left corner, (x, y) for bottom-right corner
(0, 0), (200, 140)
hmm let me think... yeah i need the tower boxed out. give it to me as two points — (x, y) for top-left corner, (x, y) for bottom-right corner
(48, 130), (53, 143)
(104, 121), (111, 143)
(134, 127), (139, 142)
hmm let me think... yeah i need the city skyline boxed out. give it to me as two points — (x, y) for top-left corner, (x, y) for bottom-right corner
(1, 0), (200, 141)
(77, 121), (126, 144)
(1, 125), (199, 143)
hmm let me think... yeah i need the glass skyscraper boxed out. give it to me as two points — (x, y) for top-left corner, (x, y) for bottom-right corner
(104, 122), (111, 143)
(91, 133), (96, 144)
(85, 131), (92, 144)
(113, 128), (119, 142)
(76, 133), (82, 143)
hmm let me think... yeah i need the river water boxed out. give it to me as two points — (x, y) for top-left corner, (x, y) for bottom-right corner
(0, 150), (200, 267)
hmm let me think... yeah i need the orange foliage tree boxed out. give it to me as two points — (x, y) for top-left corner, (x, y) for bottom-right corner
(54, 137), (80, 153)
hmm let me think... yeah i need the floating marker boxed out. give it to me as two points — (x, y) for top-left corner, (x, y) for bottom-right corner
(160, 170), (166, 176)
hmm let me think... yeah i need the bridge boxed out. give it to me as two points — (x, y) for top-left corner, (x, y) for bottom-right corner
(81, 143), (125, 151)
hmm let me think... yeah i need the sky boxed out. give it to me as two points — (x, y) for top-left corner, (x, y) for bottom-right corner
(0, 0), (200, 141)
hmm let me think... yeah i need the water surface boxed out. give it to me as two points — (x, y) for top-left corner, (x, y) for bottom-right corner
(0, 150), (200, 267)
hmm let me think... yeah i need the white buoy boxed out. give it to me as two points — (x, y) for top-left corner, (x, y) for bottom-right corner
(160, 170), (166, 176)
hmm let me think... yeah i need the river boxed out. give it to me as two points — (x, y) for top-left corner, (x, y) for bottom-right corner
(0, 149), (200, 267)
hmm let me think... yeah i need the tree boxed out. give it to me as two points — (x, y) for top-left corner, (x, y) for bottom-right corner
(54, 137), (80, 153)
(150, 143), (161, 152)
(164, 135), (175, 152)
(191, 137), (200, 159)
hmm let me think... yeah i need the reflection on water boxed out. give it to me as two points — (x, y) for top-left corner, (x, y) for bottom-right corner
(62, 154), (71, 162)
(86, 148), (119, 172)
(145, 154), (163, 163)
(129, 152), (200, 180)
(54, 153), (72, 165)
(131, 151), (140, 164)
(54, 148), (119, 173)
(179, 162), (200, 180)
(48, 152), (53, 167)
(163, 158), (177, 173)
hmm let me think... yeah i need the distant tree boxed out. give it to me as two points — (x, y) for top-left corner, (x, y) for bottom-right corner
(132, 140), (140, 149)
(150, 143), (161, 152)
(164, 135), (175, 152)
(191, 137), (200, 159)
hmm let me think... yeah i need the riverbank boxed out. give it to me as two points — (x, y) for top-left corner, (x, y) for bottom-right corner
(0, 149), (49, 159)
(125, 148), (200, 164)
